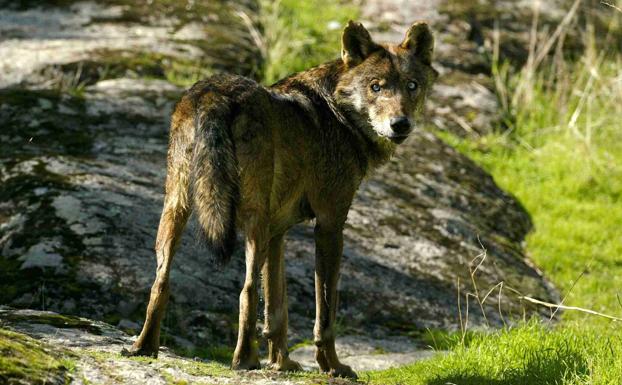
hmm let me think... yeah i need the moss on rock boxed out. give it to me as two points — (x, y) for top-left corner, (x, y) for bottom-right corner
(0, 328), (73, 385)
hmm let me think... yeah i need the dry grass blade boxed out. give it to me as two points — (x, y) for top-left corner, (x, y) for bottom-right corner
(520, 296), (622, 321)
(601, 0), (622, 12)
(468, 237), (489, 326)
(548, 259), (594, 321)
(532, 0), (583, 69)
(235, 8), (267, 60)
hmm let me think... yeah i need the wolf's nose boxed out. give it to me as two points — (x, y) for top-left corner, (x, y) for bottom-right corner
(390, 116), (411, 135)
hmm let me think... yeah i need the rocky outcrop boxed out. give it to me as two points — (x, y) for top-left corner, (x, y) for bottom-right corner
(0, 0), (558, 353)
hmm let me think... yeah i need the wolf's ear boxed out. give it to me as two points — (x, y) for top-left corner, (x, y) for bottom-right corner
(400, 22), (434, 65)
(341, 20), (380, 67)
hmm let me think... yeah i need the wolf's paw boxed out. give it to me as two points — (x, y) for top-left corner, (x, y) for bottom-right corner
(231, 356), (261, 371)
(268, 357), (303, 372)
(120, 344), (159, 358)
(329, 363), (357, 379)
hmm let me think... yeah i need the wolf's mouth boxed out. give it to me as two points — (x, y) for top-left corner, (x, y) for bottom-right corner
(389, 134), (409, 144)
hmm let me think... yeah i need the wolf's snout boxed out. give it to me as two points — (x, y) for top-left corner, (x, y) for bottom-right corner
(390, 116), (411, 135)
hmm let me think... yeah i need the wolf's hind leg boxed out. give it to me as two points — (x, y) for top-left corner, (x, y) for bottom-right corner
(122, 198), (189, 357)
(231, 217), (268, 370)
(263, 233), (302, 372)
(123, 108), (193, 357)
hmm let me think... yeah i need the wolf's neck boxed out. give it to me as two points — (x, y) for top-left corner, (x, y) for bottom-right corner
(270, 60), (396, 173)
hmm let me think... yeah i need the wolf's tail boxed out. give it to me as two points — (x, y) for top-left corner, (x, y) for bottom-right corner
(190, 91), (239, 265)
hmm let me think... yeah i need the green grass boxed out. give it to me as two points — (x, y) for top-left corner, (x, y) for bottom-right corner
(446, 134), (622, 319)
(259, 0), (358, 84)
(368, 321), (622, 385)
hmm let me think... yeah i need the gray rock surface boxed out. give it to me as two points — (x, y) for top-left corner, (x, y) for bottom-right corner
(0, 0), (558, 356)
(1, 307), (422, 384)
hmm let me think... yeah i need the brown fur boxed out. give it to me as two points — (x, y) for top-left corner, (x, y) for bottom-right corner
(122, 21), (437, 379)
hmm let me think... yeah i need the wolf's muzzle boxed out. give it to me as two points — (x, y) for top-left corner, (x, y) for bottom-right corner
(390, 116), (411, 135)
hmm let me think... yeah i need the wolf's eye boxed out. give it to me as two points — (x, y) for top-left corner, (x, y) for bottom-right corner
(371, 83), (381, 92)
(407, 80), (418, 91)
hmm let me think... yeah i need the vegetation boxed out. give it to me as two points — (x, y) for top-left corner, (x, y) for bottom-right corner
(368, 321), (622, 384)
(0, 328), (74, 385)
(450, 6), (622, 323)
(258, 0), (358, 84)
(367, 4), (622, 384)
(445, 58), (622, 321)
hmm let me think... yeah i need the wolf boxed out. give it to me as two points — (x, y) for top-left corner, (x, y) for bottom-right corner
(122, 20), (437, 379)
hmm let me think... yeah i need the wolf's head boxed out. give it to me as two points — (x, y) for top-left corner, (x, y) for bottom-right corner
(334, 21), (438, 145)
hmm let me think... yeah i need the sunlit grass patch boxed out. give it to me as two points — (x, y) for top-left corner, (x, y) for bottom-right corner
(367, 321), (622, 385)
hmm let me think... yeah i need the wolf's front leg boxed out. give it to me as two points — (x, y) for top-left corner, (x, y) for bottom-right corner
(312, 223), (357, 379)
(262, 233), (302, 372)
(231, 222), (268, 370)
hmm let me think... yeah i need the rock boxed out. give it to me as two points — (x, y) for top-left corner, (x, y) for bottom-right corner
(0, 307), (366, 384)
(0, 2), (197, 88)
(0, 0), (559, 356)
(18, 240), (64, 270)
(172, 21), (209, 40)
(117, 318), (141, 334)
(289, 335), (439, 372)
